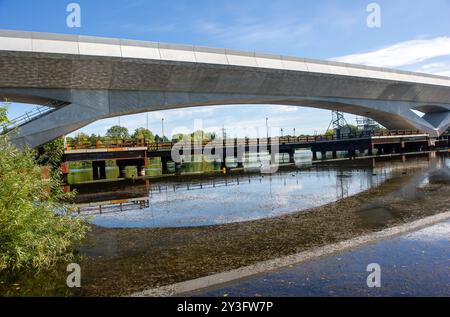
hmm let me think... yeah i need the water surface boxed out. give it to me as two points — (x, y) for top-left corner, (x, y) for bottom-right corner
(85, 157), (431, 228)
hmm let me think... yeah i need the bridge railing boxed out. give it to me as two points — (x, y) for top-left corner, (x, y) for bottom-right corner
(65, 129), (424, 151)
(2, 100), (69, 134)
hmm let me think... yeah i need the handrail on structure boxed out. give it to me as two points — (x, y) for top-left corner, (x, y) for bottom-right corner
(2, 100), (68, 133)
(65, 129), (423, 151)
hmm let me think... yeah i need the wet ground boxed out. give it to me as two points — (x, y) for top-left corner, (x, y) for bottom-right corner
(0, 153), (449, 296)
(190, 219), (450, 297)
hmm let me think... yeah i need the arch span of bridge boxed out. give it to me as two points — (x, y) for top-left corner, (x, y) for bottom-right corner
(1, 30), (450, 148)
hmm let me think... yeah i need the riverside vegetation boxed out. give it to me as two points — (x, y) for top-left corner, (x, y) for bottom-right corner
(0, 105), (89, 272)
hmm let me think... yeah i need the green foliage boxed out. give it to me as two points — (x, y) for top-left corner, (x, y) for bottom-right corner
(0, 136), (89, 271)
(172, 130), (216, 142)
(89, 134), (101, 144)
(38, 137), (65, 169)
(0, 106), (7, 124)
(345, 124), (361, 135)
(1, 103), (8, 133)
(74, 132), (89, 145)
(106, 125), (130, 140)
(154, 134), (170, 143)
(132, 128), (155, 142)
(323, 129), (334, 138)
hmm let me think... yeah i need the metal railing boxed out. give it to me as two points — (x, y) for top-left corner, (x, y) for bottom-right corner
(2, 100), (68, 133)
(66, 129), (423, 151)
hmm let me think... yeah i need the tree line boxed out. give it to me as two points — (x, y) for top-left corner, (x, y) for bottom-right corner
(67, 125), (217, 145)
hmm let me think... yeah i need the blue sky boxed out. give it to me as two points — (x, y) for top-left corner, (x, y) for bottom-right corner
(1, 0), (450, 138)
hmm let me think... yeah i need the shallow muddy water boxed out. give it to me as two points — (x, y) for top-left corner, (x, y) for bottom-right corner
(1, 153), (449, 296)
(84, 155), (434, 229)
(191, 219), (450, 297)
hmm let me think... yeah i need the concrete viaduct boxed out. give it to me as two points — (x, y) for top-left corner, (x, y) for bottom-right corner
(0, 29), (450, 148)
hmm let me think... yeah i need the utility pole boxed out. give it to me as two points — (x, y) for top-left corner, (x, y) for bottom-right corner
(222, 125), (226, 140)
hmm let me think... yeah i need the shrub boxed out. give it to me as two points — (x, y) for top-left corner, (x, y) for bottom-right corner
(0, 136), (89, 271)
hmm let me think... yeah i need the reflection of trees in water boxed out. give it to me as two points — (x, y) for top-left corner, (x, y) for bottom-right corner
(336, 171), (351, 199)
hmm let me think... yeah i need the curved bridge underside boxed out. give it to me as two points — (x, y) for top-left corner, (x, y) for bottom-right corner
(0, 30), (450, 148)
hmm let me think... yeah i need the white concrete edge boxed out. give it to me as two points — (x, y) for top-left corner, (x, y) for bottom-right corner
(0, 30), (449, 87)
(129, 211), (450, 297)
(371, 134), (429, 140)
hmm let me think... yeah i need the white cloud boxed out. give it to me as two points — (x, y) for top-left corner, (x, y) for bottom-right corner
(194, 19), (312, 50)
(416, 61), (450, 77)
(332, 37), (450, 68)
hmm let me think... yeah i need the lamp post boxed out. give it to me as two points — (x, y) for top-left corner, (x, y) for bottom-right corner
(266, 117), (269, 139)
(293, 128), (296, 137)
(161, 118), (165, 141)
(281, 128), (284, 137)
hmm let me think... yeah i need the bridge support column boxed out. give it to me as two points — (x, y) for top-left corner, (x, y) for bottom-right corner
(312, 151), (317, 161)
(332, 151), (337, 159)
(118, 164), (126, 178)
(92, 161), (106, 180)
(289, 150), (296, 164)
(348, 150), (356, 159)
(161, 157), (170, 174)
(138, 165), (146, 177)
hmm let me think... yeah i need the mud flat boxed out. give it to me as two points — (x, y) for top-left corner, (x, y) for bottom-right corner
(132, 211), (450, 297)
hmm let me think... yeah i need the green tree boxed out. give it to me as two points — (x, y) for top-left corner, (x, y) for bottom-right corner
(74, 132), (89, 145)
(172, 130), (216, 143)
(1, 101), (9, 132)
(324, 129), (334, 138)
(106, 125), (130, 140)
(0, 106), (7, 124)
(38, 137), (65, 169)
(132, 128), (155, 142)
(89, 134), (101, 144)
(0, 136), (89, 271)
(345, 124), (361, 136)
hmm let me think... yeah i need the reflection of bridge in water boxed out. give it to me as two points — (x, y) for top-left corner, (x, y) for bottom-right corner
(73, 154), (433, 218)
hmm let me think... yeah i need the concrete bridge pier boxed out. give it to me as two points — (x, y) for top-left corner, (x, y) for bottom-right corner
(288, 150), (296, 163)
(92, 161), (106, 180)
(161, 157), (171, 174)
(348, 149), (356, 159)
